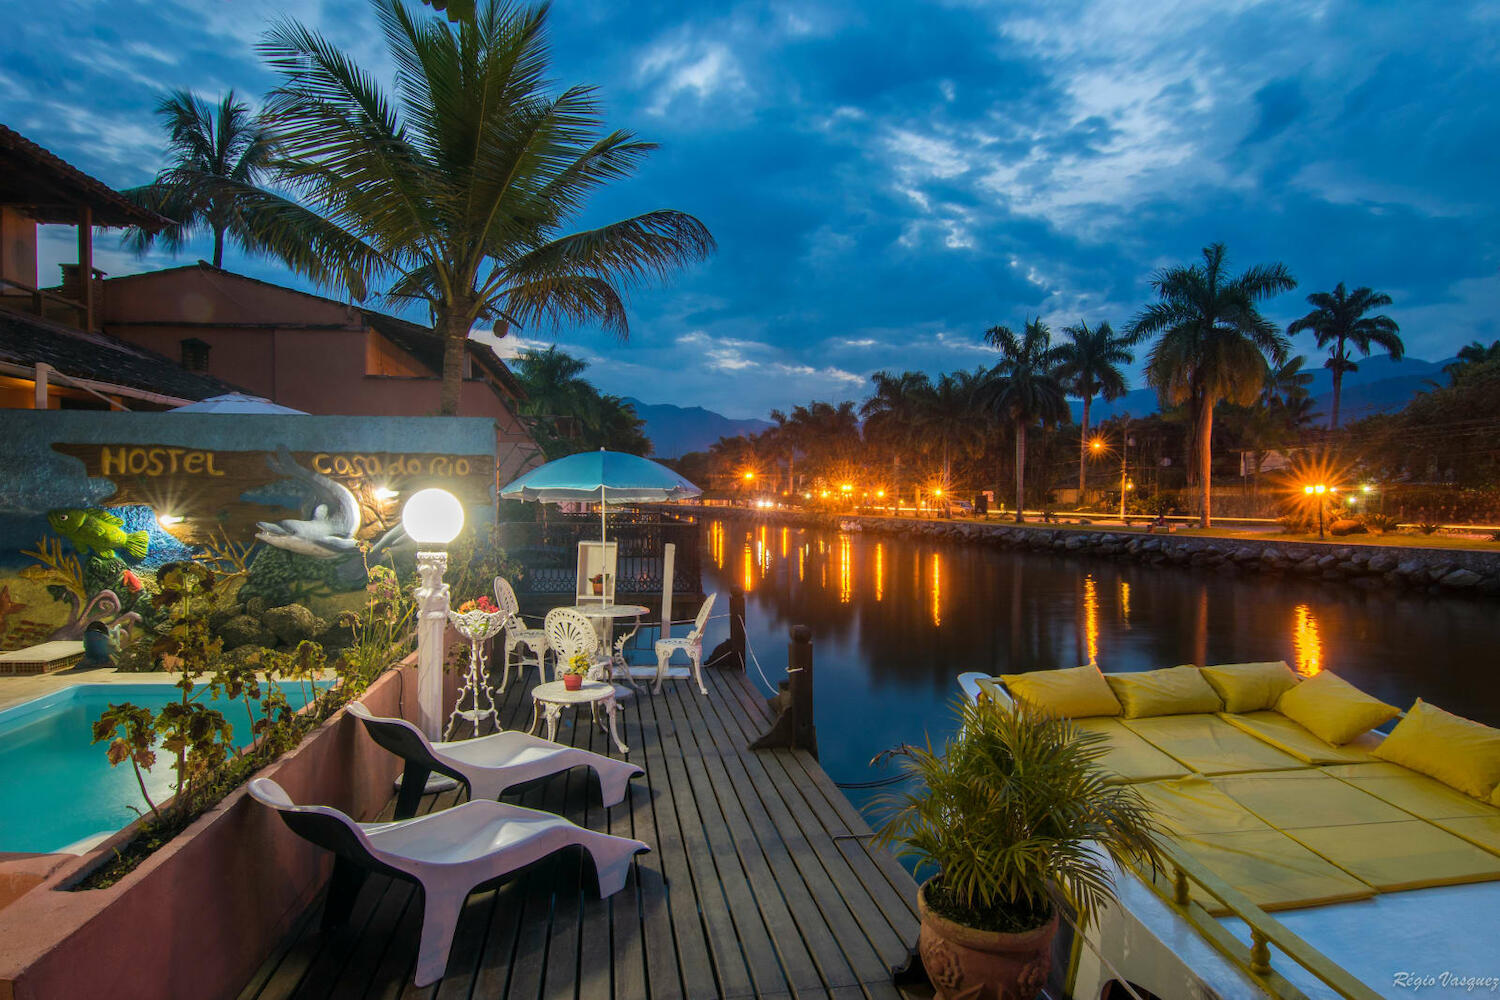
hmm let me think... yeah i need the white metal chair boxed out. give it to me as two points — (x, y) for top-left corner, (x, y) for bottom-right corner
(347, 702), (642, 820)
(543, 606), (613, 682)
(653, 592), (717, 695)
(248, 777), (648, 988)
(494, 576), (549, 692)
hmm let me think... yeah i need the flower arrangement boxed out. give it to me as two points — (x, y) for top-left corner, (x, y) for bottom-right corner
(562, 652), (592, 689)
(455, 595), (500, 614)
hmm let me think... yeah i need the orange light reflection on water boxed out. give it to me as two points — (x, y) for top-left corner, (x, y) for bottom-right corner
(838, 534), (852, 604)
(1119, 580), (1131, 626)
(931, 552), (942, 627)
(1293, 604), (1323, 676)
(742, 543), (754, 593)
(874, 543), (885, 602)
(709, 521), (725, 568)
(1083, 575), (1099, 666)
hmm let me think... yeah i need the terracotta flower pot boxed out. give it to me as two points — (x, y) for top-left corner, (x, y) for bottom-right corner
(917, 881), (1059, 1000)
(563, 673), (583, 691)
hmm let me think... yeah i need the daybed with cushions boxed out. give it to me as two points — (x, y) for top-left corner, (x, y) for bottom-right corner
(959, 661), (1500, 914)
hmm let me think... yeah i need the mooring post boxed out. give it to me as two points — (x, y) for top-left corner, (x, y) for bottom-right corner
(749, 624), (818, 758)
(729, 586), (747, 672)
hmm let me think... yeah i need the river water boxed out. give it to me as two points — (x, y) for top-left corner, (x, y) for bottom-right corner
(695, 516), (1500, 818)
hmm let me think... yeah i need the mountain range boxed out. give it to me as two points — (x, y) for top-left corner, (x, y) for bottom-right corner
(628, 355), (1453, 455)
(1074, 354), (1453, 426)
(624, 398), (773, 459)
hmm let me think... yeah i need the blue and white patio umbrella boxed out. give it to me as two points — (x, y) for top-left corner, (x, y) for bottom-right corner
(499, 449), (701, 541)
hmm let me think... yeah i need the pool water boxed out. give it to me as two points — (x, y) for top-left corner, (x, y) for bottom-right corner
(0, 682), (320, 854)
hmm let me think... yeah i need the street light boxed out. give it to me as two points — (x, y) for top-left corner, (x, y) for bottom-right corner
(403, 488), (464, 741)
(1304, 483), (1328, 539)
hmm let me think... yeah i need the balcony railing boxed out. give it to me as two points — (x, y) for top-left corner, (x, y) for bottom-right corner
(500, 513), (702, 598)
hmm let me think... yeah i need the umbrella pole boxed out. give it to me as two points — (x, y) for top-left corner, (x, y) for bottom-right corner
(600, 485), (607, 543)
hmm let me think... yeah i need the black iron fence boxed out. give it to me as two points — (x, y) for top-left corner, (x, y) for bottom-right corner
(500, 513), (703, 597)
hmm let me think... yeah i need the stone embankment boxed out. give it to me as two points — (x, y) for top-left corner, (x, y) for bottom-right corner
(682, 507), (1500, 599)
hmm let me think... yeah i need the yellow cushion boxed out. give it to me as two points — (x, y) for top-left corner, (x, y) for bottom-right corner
(1071, 717), (1190, 784)
(999, 666), (1121, 718)
(1372, 700), (1500, 800)
(1201, 661), (1300, 714)
(1275, 670), (1398, 745)
(1104, 666), (1223, 718)
(1493, 784), (1500, 808)
(1218, 711), (1379, 765)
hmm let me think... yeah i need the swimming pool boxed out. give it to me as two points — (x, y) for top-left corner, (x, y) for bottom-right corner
(0, 682), (321, 854)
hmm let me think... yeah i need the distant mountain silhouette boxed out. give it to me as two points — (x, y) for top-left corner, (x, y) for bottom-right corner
(1075, 355), (1454, 425)
(624, 397), (773, 458)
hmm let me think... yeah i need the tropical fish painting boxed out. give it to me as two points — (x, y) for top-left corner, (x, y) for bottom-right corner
(46, 508), (150, 560)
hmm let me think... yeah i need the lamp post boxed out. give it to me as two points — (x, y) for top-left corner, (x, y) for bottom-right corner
(1304, 483), (1327, 540)
(402, 488), (465, 741)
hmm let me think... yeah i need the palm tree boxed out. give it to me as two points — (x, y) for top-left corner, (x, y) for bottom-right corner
(861, 371), (931, 489)
(243, 0), (714, 414)
(1287, 283), (1402, 428)
(984, 319), (1069, 522)
(1054, 320), (1133, 501)
(1130, 243), (1295, 527)
(918, 369), (991, 486)
(122, 90), (277, 267)
(1444, 340), (1500, 384)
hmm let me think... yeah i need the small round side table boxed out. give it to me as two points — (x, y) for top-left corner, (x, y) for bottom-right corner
(528, 679), (629, 754)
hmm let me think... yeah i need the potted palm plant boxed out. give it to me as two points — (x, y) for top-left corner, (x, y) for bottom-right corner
(875, 698), (1160, 1000)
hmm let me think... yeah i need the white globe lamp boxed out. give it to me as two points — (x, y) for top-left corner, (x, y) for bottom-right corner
(402, 488), (464, 545)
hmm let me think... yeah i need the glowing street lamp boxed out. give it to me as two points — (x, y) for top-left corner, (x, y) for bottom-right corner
(403, 488), (464, 740)
(1303, 483), (1329, 540)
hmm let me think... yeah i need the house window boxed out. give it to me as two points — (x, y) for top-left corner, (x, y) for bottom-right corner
(180, 337), (211, 372)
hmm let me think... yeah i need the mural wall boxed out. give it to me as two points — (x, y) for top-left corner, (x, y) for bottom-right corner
(0, 411), (497, 655)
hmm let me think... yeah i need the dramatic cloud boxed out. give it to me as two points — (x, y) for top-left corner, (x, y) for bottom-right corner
(3, 0), (1496, 418)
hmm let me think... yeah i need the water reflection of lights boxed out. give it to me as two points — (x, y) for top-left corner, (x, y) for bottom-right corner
(931, 552), (942, 627)
(709, 521), (725, 568)
(874, 543), (885, 602)
(1119, 580), (1131, 626)
(780, 526), (789, 558)
(1293, 604), (1323, 676)
(742, 544), (754, 593)
(798, 545), (805, 582)
(1082, 575), (1100, 666)
(838, 534), (852, 604)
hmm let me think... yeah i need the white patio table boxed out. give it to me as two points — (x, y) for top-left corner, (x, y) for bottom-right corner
(527, 679), (629, 754)
(570, 602), (649, 681)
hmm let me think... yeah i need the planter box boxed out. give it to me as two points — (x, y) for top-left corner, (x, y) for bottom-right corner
(0, 657), (456, 1000)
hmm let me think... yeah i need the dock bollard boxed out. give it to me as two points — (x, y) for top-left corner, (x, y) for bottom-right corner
(729, 587), (747, 672)
(749, 624), (818, 759)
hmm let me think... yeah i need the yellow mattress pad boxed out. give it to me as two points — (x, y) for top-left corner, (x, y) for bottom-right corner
(1121, 714), (1307, 776)
(1071, 717), (1191, 784)
(1217, 711), (1380, 765)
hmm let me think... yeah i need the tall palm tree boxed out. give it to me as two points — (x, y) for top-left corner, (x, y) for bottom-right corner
(861, 371), (932, 489)
(1443, 340), (1500, 384)
(122, 90), (277, 267)
(919, 369), (990, 486)
(1287, 283), (1402, 429)
(984, 319), (1069, 522)
(1054, 320), (1134, 500)
(242, 0), (714, 414)
(1130, 243), (1295, 527)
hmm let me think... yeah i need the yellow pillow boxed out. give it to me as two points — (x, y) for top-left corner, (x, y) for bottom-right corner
(1275, 671), (1398, 746)
(1103, 666), (1223, 719)
(999, 666), (1122, 718)
(1492, 783), (1500, 808)
(1373, 700), (1500, 800)
(1201, 661), (1300, 714)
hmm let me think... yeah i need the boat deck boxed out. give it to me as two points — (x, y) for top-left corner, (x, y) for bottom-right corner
(238, 665), (921, 1000)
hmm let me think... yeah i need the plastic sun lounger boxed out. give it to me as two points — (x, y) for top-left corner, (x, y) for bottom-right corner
(347, 702), (643, 820)
(249, 777), (650, 987)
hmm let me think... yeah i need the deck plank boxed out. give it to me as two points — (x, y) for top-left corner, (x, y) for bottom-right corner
(238, 657), (920, 1000)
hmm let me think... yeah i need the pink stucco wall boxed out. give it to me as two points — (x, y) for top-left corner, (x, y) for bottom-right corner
(0, 658), (457, 1000)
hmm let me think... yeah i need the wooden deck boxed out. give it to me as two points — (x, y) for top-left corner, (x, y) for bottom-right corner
(239, 664), (921, 1000)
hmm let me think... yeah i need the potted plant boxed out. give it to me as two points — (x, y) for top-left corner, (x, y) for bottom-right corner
(589, 572), (606, 595)
(561, 652), (591, 691)
(875, 699), (1160, 1000)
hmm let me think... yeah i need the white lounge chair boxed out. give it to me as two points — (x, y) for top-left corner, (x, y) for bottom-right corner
(347, 702), (642, 820)
(248, 777), (649, 988)
(653, 592), (717, 694)
(494, 577), (549, 692)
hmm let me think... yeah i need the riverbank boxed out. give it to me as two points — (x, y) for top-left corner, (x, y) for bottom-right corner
(667, 505), (1500, 599)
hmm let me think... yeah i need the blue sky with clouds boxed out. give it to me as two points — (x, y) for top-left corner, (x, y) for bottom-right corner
(3, 0), (1497, 418)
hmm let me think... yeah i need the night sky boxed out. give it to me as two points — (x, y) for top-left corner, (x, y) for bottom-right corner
(3, 0), (1496, 417)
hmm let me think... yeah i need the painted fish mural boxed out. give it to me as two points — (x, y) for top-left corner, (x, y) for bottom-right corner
(46, 509), (150, 560)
